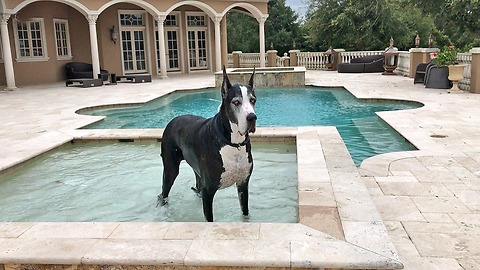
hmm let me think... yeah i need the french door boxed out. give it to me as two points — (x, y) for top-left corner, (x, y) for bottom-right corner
(165, 29), (180, 71)
(187, 30), (208, 70)
(119, 12), (148, 74)
(121, 29), (147, 73)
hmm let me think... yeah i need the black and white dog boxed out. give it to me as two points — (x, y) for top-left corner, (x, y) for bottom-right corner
(158, 67), (257, 222)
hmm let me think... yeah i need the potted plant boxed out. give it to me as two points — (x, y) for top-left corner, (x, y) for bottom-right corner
(432, 45), (466, 91)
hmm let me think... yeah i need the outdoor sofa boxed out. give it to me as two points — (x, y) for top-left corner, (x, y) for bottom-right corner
(65, 62), (108, 79)
(337, 55), (384, 73)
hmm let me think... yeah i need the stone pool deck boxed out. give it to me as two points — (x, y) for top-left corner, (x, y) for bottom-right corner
(0, 70), (479, 269)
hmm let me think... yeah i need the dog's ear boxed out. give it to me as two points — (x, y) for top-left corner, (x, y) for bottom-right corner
(222, 66), (231, 99)
(249, 67), (255, 93)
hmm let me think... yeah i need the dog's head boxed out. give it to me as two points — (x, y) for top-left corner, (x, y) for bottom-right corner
(221, 67), (257, 137)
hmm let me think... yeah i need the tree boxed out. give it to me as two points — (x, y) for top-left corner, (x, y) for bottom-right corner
(226, 12), (259, 53)
(226, 0), (304, 55)
(303, 0), (422, 51)
(302, 0), (478, 52)
(265, 0), (305, 55)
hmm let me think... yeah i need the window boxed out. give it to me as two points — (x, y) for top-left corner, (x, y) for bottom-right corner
(14, 18), (48, 62)
(53, 19), (72, 60)
(187, 15), (205, 27)
(164, 15), (177, 26)
(120, 13), (144, 26)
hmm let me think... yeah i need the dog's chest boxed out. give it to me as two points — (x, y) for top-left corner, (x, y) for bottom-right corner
(218, 145), (251, 189)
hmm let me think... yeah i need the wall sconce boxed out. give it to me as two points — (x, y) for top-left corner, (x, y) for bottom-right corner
(110, 25), (118, 44)
(428, 33), (434, 48)
(415, 34), (420, 48)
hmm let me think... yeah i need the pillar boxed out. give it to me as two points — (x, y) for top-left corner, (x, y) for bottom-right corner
(220, 16), (228, 68)
(156, 15), (168, 79)
(86, 15), (101, 79)
(0, 14), (16, 90)
(233, 51), (242, 68)
(258, 16), (268, 68)
(289, 50), (300, 66)
(470, 48), (480, 94)
(213, 16), (222, 72)
(409, 48), (423, 78)
(267, 50), (277, 67)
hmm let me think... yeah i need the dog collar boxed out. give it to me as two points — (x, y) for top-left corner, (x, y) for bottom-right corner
(214, 123), (250, 148)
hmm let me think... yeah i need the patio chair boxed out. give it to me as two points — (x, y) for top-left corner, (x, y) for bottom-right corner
(413, 61), (434, 84)
(424, 65), (452, 89)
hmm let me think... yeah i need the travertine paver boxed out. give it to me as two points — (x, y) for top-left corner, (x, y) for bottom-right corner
(1, 71), (480, 269)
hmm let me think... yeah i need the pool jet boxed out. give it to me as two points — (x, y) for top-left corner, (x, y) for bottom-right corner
(158, 66), (257, 222)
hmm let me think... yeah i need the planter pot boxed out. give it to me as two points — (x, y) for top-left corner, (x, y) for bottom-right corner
(447, 64), (466, 91)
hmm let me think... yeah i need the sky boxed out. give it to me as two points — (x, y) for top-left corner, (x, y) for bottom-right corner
(284, 0), (307, 17)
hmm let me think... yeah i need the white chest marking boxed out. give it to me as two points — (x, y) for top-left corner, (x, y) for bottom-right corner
(219, 145), (251, 189)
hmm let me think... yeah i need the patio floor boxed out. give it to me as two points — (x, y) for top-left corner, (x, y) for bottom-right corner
(1, 70), (480, 269)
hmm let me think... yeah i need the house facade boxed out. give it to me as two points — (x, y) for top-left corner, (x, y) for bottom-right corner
(0, 0), (269, 89)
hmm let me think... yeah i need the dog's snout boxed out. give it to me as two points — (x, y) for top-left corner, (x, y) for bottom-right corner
(247, 113), (257, 122)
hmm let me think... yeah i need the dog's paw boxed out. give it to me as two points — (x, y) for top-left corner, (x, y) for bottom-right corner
(156, 194), (168, 207)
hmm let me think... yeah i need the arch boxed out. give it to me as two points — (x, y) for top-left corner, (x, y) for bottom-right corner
(221, 2), (265, 21)
(164, 1), (218, 19)
(97, 0), (159, 17)
(8, 0), (90, 17)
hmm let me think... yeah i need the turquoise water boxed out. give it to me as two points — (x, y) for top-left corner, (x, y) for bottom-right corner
(0, 143), (297, 222)
(83, 87), (422, 165)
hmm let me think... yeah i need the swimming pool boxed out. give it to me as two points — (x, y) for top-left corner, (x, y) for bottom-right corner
(82, 87), (422, 165)
(0, 142), (297, 223)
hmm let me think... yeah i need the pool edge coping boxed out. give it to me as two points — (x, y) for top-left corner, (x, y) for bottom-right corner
(0, 126), (403, 269)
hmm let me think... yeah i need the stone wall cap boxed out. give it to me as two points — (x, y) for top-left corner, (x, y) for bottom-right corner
(469, 48), (480, 54)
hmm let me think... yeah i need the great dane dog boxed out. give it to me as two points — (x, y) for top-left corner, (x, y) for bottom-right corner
(158, 67), (257, 222)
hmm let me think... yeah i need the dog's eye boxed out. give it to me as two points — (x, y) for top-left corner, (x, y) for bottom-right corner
(250, 98), (256, 105)
(232, 100), (241, 106)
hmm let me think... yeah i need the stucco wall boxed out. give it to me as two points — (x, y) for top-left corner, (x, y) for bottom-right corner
(3, 2), (91, 86)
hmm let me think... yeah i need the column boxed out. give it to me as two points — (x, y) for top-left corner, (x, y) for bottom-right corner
(213, 16), (222, 72)
(220, 16), (228, 68)
(86, 14), (101, 78)
(0, 14), (16, 90)
(470, 48), (480, 94)
(289, 50), (300, 66)
(258, 16), (268, 68)
(409, 48), (423, 78)
(156, 15), (168, 79)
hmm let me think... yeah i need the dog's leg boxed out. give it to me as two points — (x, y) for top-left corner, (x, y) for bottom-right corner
(157, 147), (182, 206)
(201, 188), (217, 222)
(191, 172), (202, 194)
(237, 181), (249, 216)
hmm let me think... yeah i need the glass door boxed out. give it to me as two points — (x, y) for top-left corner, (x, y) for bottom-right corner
(165, 30), (180, 71)
(121, 29), (147, 73)
(186, 13), (208, 71)
(119, 12), (148, 74)
(187, 30), (207, 70)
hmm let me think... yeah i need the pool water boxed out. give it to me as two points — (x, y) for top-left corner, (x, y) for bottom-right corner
(83, 87), (422, 165)
(0, 143), (297, 223)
